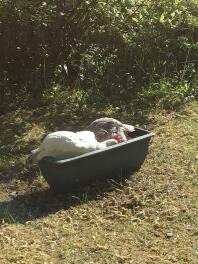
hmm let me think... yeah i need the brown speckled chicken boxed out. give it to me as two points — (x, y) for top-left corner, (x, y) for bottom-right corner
(86, 117), (135, 142)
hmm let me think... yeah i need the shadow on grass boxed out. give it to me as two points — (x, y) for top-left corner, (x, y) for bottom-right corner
(0, 96), (156, 187)
(0, 178), (129, 225)
(0, 99), (153, 151)
(0, 162), (39, 185)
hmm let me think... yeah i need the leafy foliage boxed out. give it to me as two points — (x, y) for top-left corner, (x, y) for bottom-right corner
(0, 0), (197, 110)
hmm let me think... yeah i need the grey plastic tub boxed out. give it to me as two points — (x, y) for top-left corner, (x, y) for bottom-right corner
(39, 128), (154, 192)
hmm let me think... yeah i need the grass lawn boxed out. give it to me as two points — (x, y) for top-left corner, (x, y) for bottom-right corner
(0, 101), (197, 264)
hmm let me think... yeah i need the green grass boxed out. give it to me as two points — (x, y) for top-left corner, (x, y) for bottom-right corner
(0, 101), (197, 263)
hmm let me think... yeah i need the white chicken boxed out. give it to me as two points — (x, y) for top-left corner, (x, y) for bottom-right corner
(28, 130), (118, 165)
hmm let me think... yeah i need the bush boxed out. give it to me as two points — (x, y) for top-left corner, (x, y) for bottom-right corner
(138, 78), (197, 109)
(0, 0), (197, 109)
(0, 0), (99, 102)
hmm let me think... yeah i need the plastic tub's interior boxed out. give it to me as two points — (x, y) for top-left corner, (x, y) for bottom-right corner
(127, 127), (151, 138)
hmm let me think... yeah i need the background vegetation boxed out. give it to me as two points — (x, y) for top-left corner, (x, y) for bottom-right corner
(0, 0), (197, 113)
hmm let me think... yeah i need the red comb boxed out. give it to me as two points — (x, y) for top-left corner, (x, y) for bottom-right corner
(113, 135), (122, 143)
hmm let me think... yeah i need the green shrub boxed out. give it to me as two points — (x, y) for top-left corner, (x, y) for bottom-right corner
(0, 0), (197, 110)
(138, 78), (197, 109)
